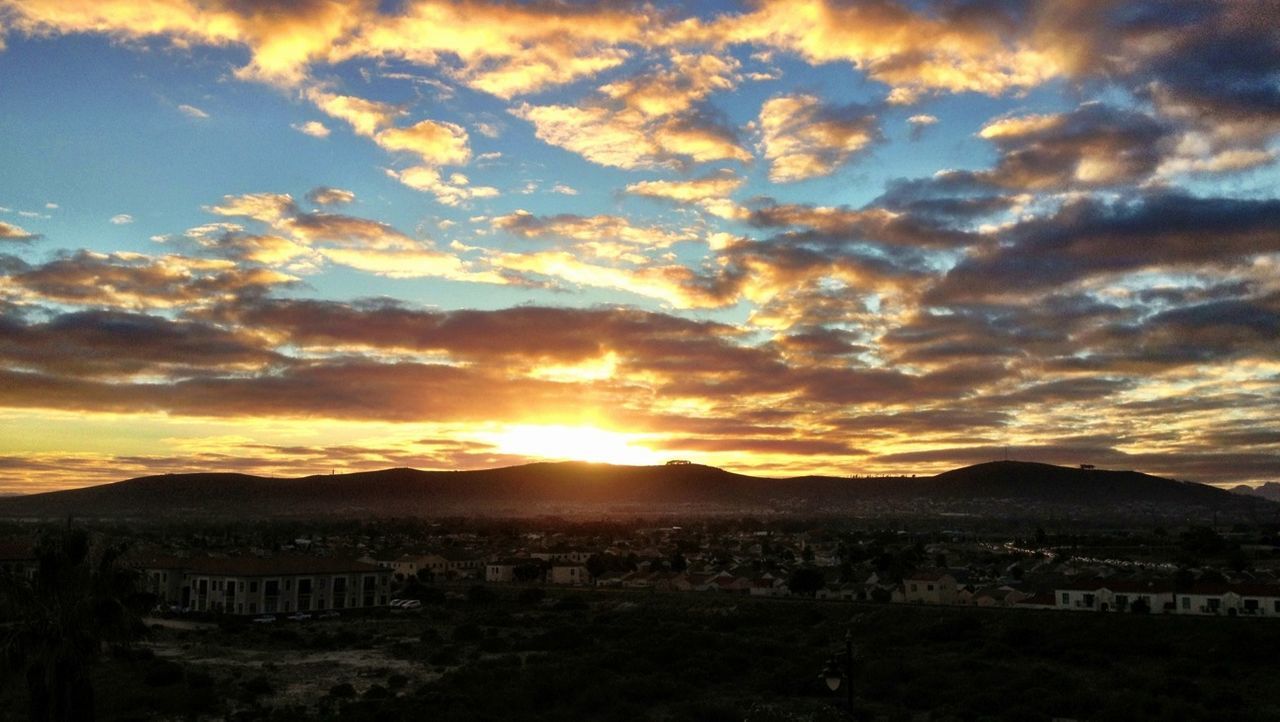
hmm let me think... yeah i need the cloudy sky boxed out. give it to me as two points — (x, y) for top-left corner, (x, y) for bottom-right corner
(1, 0), (1278, 492)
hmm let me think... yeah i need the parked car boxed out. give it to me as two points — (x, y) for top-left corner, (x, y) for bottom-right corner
(400, 599), (422, 610)
(252, 615), (276, 624)
(287, 612), (311, 621)
(317, 610), (341, 619)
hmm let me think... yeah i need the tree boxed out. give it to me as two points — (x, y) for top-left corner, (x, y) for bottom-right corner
(1, 525), (145, 722)
(585, 554), (609, 580)
(669, 552), (687, 572)
(514, 561), (545, 583)
(787, 568), (825, 597)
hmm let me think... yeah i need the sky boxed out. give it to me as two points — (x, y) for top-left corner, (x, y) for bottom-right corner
(1, 0), (1278, 493)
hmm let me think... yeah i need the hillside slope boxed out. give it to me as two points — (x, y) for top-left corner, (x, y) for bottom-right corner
(0, 459), (1260, 518)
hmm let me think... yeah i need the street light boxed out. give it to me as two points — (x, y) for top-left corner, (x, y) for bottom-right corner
(819, 630), (856, 714)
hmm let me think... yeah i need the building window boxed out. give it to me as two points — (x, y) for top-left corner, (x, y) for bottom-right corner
(1181, 597), (1190, 610)
(250, 581), (258, 593)
(1061, 593), (1069, 605)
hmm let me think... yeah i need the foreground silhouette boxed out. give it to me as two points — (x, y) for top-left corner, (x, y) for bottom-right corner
(1, 525), (145, 722)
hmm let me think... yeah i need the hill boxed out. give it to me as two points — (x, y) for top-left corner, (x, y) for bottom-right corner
(0, 459), (1264, 519)
(1232, 481), (1280, 503)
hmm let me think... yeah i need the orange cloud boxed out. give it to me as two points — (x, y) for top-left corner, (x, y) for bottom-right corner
(625, 170), (746, 218)
(374, 118), (471, 166)
(758, 94), (880, 182)
(0, 250), (296, 309)
(304, 87), (402, 136)
(681, 0), (1061, 103)
(511, 52), (749, 169)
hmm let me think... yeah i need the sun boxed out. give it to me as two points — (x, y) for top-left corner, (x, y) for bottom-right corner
(481, 424), (664, 466)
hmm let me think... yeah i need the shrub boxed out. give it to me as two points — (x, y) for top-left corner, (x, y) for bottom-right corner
(143, 660), (184, 687)
(239, 675), (273, 702)
(467, 585), (497, 605)
(517, 587), (546, 605)
(453, 623), (483, 642)
(363, 684), (390, 699)
(329, 683), (357, 699)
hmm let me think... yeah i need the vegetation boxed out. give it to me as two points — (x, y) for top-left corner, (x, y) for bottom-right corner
(3, 586), (1278, 721)
(0, 525), (147, 721)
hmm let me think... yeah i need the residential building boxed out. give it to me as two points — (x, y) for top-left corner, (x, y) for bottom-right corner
(138, 556), (392, 615)
(903, 571), (959, 605)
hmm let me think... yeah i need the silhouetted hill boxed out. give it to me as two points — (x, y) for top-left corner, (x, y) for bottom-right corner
(0, 459), (1264, 519)
(1231, 481), (1280, 503)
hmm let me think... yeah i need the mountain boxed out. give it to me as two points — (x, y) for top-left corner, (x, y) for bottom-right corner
(1231, 481), (1280, 503)
(0, 460), (1265, 519)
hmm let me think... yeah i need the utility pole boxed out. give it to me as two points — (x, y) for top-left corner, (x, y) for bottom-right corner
(843, 631), (854, 714)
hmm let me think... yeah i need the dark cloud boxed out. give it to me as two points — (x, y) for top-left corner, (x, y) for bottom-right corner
(883, 294), (1128, 366)
(0, 361), (579, 422)
(835, 408), (1011, 436)
(0, 309), (280, 376)
(930, 194), (1280, 302)
(1049, 293), (1280, 372)
(0, 251), (294, 308)
(747, 202), (979, 248)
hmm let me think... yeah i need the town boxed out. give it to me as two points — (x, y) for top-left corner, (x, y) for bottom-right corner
(6, 516), (1280, 720)
(8, 516), (1278, 620)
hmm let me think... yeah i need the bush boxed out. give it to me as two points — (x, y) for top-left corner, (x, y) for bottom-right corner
(239, 675), (273, 702)
(419, 587), (447, 604)
(143, 660), (184, 687)
(517, 587), (546, 605)
(429, 646), (461, 666)
(363, 684), (390, 699)
(453, 623), (483, 642)
(467, 585), (497, 604)
(553, 595), (588, 611)
(329, 683), (357, 699)
(187, 670), (214, 690)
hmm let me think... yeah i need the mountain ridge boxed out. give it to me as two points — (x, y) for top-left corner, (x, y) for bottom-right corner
(0, 459), (1264, 518)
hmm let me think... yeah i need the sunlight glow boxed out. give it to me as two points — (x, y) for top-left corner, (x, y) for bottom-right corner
(480, 424), (664, 465)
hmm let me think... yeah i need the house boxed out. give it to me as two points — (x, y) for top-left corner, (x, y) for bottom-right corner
(1103, 579), (1176, 614)
(1233, 584), (1280, 617)
(392, 551), (483, 580)
(902, 571), (959, 605)
(1056, 580), (1107, 611)
(136, 555), (189, 605)
(485, 559), (524, 583)
(748, 575), (789, 597)
(138, 556), (392, 615)
(972, 587), (1029, 608)
(1013, 592), (1058, 610)
(1055, 579), (1175, 613)
(549, 564), (592, 586)
(532, 548), (593, 564)
(1173, 584), (1247, 616)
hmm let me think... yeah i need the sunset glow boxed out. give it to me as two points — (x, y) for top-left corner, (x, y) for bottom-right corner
(480, 425), (664, 467)
(0, 0), (1278, 492)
